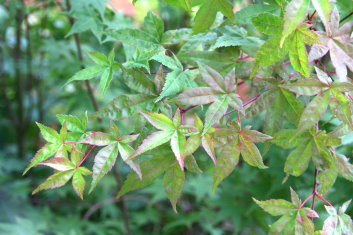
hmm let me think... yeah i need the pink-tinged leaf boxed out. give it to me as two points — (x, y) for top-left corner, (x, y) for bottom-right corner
(118, 142), (142, 179)
(89, 143), (119, 193)
(200, 65), (226, 93)
(280, 0), (309, 46)
(170, 131), (186, 170)
(253, 198), (296, 216)
(129, 130), (174, 160)
(241, 129), (272, 143)
(173, 109), (181, 127)
(212, 141), (240, 191)
(333, 82), (353, 93)
(328, 7), (339, 35)
(228, 93), (243, 110)
(177, 87), (220, 106)
(312, 0), (330, 33)
(202, 133), (216, 164)
(295, 210), (315, 234)
(308, 44), (329, 61)
(140, 111), (175, 131)
(339, 200), (351, 214)
(119, 134), (140, 144)
(23, 143), (60, 175)
(40, 157), (76, 171)
(280, 80), (328, 96)
(330, 89), (353, 129)
(72, 171), (86, 200)
(290, 188), (301, 207)
(224, 69), (236, 92)
(36, 122), (60, 143)
(163, 164), (185, 213)
(322, 214), (338, 235)
(32, 169), (75, 194)
(239, 136), (268, 169)
(284, 142), (312, 176)
(203, 95), (229, 135)
(340, 214), (353, 234)
(154, 65), (165, 93)
(296, 90), (330, 134)
(302, 208), (319, 218)
(315, 66), (331, 85)
(336, 153), (353, 182)
(80, 132), (116, 146)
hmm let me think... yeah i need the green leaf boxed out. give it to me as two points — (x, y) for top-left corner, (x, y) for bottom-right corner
(99, 66), (113, 95)
(252, 13), (283, 35)
(239, 136), (268, 169)
(57, 114), (86, 133)
(272, 129), (309, 149)
(23, 143), (59, 175)
(89, 143), (119, 193)
(284, 142), (312, 176)
(72, 169), (88, 199)
(129, 131), (174, 159)
(170, 131), (186, 170)
(312, 0), (331, 32)
(296, 91), (330, 134)
(118, 142), (142, 179)
(288, 29), (310, 77)
(269, 215), (296, 235)
(192, 0), (234, 34)
(330, 89), (353, 129)
(200, 65), (227, 92)
(140, 111), (175, 131)
(235, 3), (278, 24)
(88, 51), (109, 66)
(40, 157), (76, 171)
(65, 65), (106, 86)
(80, 132), (116, 146)
(143, 11), (164, 43)
(184, 135), (202, 157)
(294, 209), (315, 234)
(279, 88), (304, 124)
(280, 80), (327, 96)
(202, 133), (216, 164)
(280, 0), (309, 46)
(184, 155), (202, 173)
(203, 95), (229, 135)
(254, 34), (289, 67)
(163, 164), (185, 213)
(123, 69), (157, 95)
(32, 169), (75, 194)
(156, 70), (190, 102)
(118, 151), (175, 197)
(253, 198), (296, 216)
(152, 54), (182, 71)
(336, 153), (353, 182)
(212, 142), (240, 191)
(36, 122), (60, 143)
(91, 94), (156, 120)
(317, 159), (338, 195)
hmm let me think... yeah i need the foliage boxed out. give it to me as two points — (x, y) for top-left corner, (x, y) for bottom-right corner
(2, 0), (353, 234)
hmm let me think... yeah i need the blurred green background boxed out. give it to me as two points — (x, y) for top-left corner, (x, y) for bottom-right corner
(0, 0), (352, 234)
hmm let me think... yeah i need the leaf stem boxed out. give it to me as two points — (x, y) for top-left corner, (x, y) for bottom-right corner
(78, 145), (96, 167)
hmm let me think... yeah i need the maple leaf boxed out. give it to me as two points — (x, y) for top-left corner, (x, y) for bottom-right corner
(322, 200), (353, 235)
(177, 65), (243, 134)
(212, 119), (272, 190)
(79, 122), (142, 192)
(309, 7), (353, 82)
(192, 0), (235, 34)
(128, 110), (197, 170)
(254, 189), (319, 235)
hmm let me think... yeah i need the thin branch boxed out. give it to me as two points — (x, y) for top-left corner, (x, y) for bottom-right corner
(340, 11), (353, 23)
(143, 66), (198, 75)
(223, 93), (262, 116)
(311, 168), (319, 210)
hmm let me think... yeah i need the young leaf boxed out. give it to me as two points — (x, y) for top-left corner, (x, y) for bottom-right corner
(253, 198), (296, 216)
(163, 164), (185, 213)
(140, 111), (175, 131)
(212, 142), (240, 191)
(72, 167), (92, 200)
(280, 0), (309, 46)
(89, 143), (119, 193)
(203, 95), (229, 134)
(170, 131), (186, 170)
(36, 122), (61, 143)
(118, 142), (142, 179)
(80, 132), (116, 146)
(40, 157), (76, 171)
(239, 136), (268, 169)
(65, 65), (106, 86)
(32, 169), (75, 194)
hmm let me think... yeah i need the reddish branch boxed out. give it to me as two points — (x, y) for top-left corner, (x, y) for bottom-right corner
(78, 146), (96, 167)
